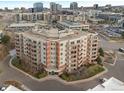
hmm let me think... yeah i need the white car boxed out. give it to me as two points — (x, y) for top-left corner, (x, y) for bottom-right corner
(0, 87), (6, 91)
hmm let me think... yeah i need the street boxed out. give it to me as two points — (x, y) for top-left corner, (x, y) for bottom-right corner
(0, 36), (124, 91)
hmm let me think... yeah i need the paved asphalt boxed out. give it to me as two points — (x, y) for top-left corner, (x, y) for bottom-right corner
(0, 36), (124, 91)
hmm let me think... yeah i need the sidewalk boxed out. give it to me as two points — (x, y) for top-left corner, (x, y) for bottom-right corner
(9, 57), (108, 85)
(48, 67), (108, 85)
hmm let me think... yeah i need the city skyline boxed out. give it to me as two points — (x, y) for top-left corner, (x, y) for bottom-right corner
(0, 0), (124, 9)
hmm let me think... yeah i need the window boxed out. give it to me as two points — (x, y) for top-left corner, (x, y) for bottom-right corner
(92, 44), (97, 47)
(77, 40), (80, 43)
(61, 43), (63, 46)
(72, 55), (76, 58)
(33, 41), (36, 43)
(92, 48), (96, 51)
(34, 46), (36, 48)
(92, 56), (96, 58)
(71, 41), (74, 44)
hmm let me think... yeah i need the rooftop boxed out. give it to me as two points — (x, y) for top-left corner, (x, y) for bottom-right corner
(88, 77), (124, 91)
(99, 12), (123, 15)
(4, 85), (21, 91)
(9, 23), (36, 27)
(18, 28), (91, 41)
(58, 21), (89, 28)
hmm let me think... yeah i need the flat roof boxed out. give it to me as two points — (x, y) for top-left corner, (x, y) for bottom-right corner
(4, 85), (21, 91)
(58, 21), (89, 28)
(18, 28), (91, 41)
(89, 77), (124, 91)
(9, 23), (36, 27)
(99, 12), (122, 15)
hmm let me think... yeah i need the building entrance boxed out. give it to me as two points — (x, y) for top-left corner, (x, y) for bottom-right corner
(49, 71), (58, 75)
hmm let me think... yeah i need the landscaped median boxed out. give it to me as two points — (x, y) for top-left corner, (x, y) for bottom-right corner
(11, 57), (47, 79)
(59, 64), (105, 82)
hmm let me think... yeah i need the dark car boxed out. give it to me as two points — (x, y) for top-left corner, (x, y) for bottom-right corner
(119, 48), (124, 53)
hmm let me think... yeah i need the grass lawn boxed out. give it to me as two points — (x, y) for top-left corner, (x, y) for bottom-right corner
(60, 64), (105, 82)
(11, 57), (47, 79)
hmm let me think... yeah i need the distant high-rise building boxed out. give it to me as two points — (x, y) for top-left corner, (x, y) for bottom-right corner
(33, 2), (43, 12)
(70, 2), (78, 10)
(50, 2), (62, 11)
(56, 4), (62, 11)
(4, 7), (9, 11)
(50, 2), (56, 11)
(93, 4), (99, 9)
(13, 7), (20, 13)
(105, 4), (112, 9)
(28, 8), (34, 13)
(20, 7), (26, 13)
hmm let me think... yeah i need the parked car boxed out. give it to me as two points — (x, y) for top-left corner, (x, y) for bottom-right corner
(119, 48), (124, 53)
(98, 78), (107, 83)
(0, 87), (6, 91)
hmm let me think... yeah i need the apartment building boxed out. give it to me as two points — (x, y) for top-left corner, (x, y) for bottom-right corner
(15, 28), (98, 75)
(14, 12), (52, 23)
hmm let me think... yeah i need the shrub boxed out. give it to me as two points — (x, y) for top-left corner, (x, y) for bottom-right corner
(99, 48), (104, 57)
(11, 57), (22, 68)
(1, 35), (10, 45)
(96, 56), (103, 65)
(35, 71), (47, 79)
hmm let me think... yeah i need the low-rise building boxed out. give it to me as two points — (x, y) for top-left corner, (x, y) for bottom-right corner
(7, 23), (36, 32)
(1, 85), (21, 91)
(57, 21), (89, 30)
(15, 28), (98, 75)
(118, 18), (124, 29)
(98, 12), (122, 21)
(88, 77), (124, 91)
(88, 18), (104, 24)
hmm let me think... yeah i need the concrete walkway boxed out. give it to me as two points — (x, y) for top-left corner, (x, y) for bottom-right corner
(10, 57), (108, 85)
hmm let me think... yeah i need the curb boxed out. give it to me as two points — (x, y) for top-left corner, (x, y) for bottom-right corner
(104, 51), (117, 66)
(9, 57), (108, 85)
(9, 57), (50, 82)
(110, 53), (117, 66)
(48, 67), (108, 85)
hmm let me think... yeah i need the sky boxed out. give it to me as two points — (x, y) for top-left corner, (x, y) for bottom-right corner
(0, 0), (124, 9)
